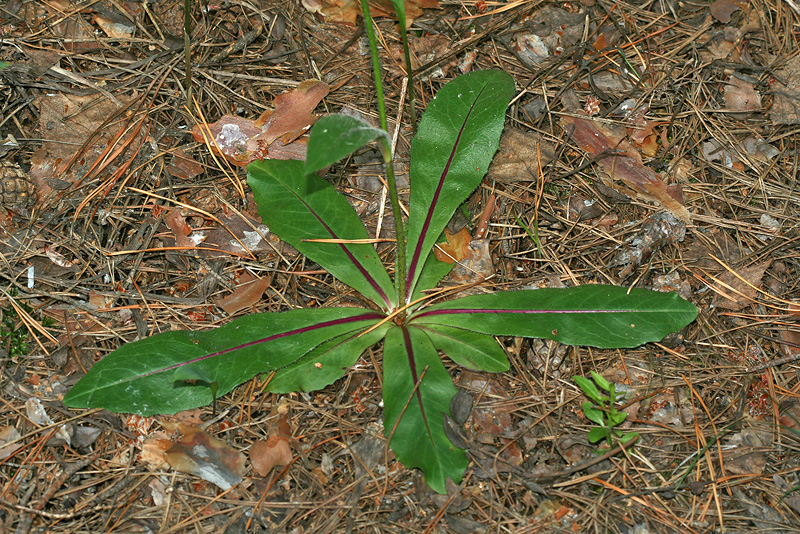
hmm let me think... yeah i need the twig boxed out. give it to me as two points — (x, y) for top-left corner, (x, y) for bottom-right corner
(11, 450), (102, 534)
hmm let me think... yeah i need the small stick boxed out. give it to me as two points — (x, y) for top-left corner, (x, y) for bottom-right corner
(13, 450), (101, 534)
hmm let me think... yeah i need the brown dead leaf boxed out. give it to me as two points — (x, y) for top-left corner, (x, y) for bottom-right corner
(406, 34), (456, 76)
(711, 262), (769, 311)
(434, 227), (471, 264)
(0, 426), (23, 460)
(161, 422), (246, 490)
(561, 115), (690, 222)
(778, 327), (800, 357)
(250, 412), (294, 477)
(216, 272), (273, 315)
(488, 128), (555, 182)
(165, 209), (198, 249)
(724, 428), (767, 475)
(250, 437), (293, 477)
(92, 13), (135, 38)
(724, 74), (761, 118)
(192, 80), (328, 166)
(139, 432), (171, 469)
(29, 93), (138, 200)
(309, 0), (439, 27)
(457, 371), (513, 443)
(770, 55), (800, 125)
(201, 210), (288, 258)
(449, 239), (494, 284)
(44, 0), (97, 52)
(710, 0), (742, 23)
(167, 147), (204, 180)
(513, 7), (585, 68)
(148, 478), (169, 507)
(254, 80), (329, 145)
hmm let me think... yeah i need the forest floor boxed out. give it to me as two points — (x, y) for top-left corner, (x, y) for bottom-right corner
(1, 0), (800, 532)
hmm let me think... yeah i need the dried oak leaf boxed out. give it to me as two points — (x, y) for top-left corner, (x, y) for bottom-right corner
(458, 371), (514, 442)
(562, 115), (690, 222)
(711, 262), (769, 311)
(434, 227), (494, 284)
(192, 80), (328, 166)
(450, 239), (493, 284)
(161, 422), (246, 490)
(250, 437), (293, 477)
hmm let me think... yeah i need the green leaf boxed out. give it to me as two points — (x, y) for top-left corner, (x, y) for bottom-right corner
(0, 61), (9, 70)
(409, 249), (453, 304)
(410, 286), (698, 348)
(389, 0), (407, 28)
(590, 371), (612, 392)
(383, 325), (468, 493)
(248, 159), (396, 310)
(304, 114), (390, 176)
(174, 364), (219, 412)
(404, 70), (515, 302)
(574, 376), (604, 404)
(416, 324), (509, 372)
(588, 426), (610, 444)
(582, 402), (605, 426)
(266, 324), (390, 393)
(607, 410), (628, 427)
(63, 307), (383, 415)
(619, 432), (639, 445)
(173, 365), (219, 397)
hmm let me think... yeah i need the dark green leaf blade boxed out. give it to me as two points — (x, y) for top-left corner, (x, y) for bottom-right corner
(410, 286), (697, 348)
(63, 308), (383, 415)
(383, 325), (468, 493)
(248, 159), (396, 310)
(173, 365), (219, 397)
(266, 323), (390, 393)
(304, 114), (390, 176)
(405, 70), (515, 302)
(409, 249), (453, 304)
(416, 324), (509, 372)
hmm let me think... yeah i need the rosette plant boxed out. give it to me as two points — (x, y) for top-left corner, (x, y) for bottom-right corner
(64, 3), (697, 493)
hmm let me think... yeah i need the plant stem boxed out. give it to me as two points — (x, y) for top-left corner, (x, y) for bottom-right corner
(515, 214), (543, 258)
(184, 0), (193, 111)
(390, 0), (417, 131)
(359, 0), (407, 305)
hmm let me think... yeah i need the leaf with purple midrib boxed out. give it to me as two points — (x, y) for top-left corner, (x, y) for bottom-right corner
(139, 312), (384, 379)
(401, 325), (435, 446)
(291, 188), (391, 308)
(404, 94), (481, 303)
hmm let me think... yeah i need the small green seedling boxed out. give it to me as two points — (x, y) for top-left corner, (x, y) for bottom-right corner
(574, 371), (639, 448)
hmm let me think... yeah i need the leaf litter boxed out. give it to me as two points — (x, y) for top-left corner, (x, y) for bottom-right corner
(1, 0), (800, 532)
